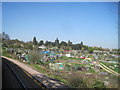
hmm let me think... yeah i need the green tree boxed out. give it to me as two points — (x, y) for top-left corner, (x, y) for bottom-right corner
(44, 41), (52, 46)
(60, 41), (67, 46)
(83, 45), (88, 50)
(39, 40), (44, 46)
(88, 47), (94, 53)
(2, 32), (10, 40)
(45, 41), (49, 46)
(2, 32), (12, 48)
(28, 51), (42, 64)
(55, 38), (59, 48)
(80, 41), (83, 48)
(68, 40), (72, 46)
(25, 41), (33, 50)
(72, 44), (82, 50)
(33, 37), (38, 45)
(50, 42), (55, 47)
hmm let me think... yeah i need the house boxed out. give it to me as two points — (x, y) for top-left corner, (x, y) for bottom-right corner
(65, 54), (71, 57)
(39, 45), (46, 49)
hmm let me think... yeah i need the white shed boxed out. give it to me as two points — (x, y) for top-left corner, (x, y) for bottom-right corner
(39, 45), (46, 49)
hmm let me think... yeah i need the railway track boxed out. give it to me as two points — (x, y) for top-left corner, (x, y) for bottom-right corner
(2, 58), (48, 89)
(2, 60), (26, 88)
(2, 56), (68, 88)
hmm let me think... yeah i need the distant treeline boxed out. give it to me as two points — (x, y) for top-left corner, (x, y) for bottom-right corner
(1, 32), (119, 52)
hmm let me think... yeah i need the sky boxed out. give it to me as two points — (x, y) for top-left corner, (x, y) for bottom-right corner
(2, 2), (118, 49)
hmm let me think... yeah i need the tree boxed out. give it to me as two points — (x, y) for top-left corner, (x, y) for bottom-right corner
(60, 41), (67, 46)
(44, 41), (56, 47)
(28, 51), (42, 64)
(55, 38), (59, 47)
(25, 41), (33, 50)
(72, 44), (82, 50)
(88, 47), (94, 53)
(83, 45), (88, 50)
(44, 41), (49, 46)
(2, 32), (10, 40)
(2, 32), (11, 48)
(80, 42), (83, 48)
(68, 40), (72, 46)
(39, 40), (44, 46)
(50, 42), (55, 47)
(33, 45), (39, 51)
(33, 37), (38, 45)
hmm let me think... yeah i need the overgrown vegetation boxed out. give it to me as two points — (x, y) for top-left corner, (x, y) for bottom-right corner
(66, 73), (87, 88)
(91, 80), (107, 88)
(27, 51), (42, 64)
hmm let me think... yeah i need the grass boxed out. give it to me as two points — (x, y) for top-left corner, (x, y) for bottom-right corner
(101, 62), (118, 67)
(68, 57), (83, 60)
(4, 54), (12, 58)
(2, 49), (18, 60)
(29, 64), (46, 74)
(28, 63), (68, 84)
(88, 68), (96, 73)
(100, 62), (119, 72)
(74, 63), (86, 66)
(66, 73), (87, 88)
(48, 75), (68, 84)
(91, 80), (107, 88)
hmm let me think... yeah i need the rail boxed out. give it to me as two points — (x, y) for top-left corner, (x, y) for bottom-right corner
(2, 59), (48, 89)
(3, 60), (26, 88)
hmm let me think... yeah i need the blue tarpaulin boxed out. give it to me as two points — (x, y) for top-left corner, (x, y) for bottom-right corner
(41, 51), (51, 54)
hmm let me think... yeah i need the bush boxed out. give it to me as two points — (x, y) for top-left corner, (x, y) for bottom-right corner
(60, 56), (68, 60)
(28, 51), (42, 64)
(92, 80), (107, 88)
(2, 49), (9, 56)
(66, 73), (87, 88)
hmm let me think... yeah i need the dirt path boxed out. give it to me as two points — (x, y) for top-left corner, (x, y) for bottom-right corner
(99, 62), (119, 76)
